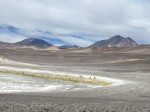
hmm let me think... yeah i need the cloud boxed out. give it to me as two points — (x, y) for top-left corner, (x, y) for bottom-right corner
(0, 0), (150, 46)
(0, 33), (27, 43)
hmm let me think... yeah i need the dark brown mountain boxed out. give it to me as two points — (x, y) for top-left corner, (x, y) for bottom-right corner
(90, 35), (139, 47)
(15, 38), (52, 47)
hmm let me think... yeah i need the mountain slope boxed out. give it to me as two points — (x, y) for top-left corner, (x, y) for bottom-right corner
(0, 41), (13, 47)
(90, 35), (139, 47)
(15, 38), (52, 47)
(0, 41), (9, 46)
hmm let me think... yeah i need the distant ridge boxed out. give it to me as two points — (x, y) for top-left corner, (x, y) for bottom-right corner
(59, 45), (79, 49)
(0, 41), (10, 46)
(0, 41), (13, 47)
(90, 35), (139, 47)
(15, 38), (52, 47)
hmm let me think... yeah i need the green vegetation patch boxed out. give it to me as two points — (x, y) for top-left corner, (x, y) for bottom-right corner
(0, 69), (111, 86)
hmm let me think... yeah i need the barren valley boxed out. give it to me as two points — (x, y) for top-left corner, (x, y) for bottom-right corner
(0, 45), (150, 112)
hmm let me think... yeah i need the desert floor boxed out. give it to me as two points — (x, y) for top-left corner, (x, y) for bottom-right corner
(0, 47), (150, 112)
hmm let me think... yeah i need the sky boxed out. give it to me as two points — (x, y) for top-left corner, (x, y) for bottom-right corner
(0, 0), (150, 47)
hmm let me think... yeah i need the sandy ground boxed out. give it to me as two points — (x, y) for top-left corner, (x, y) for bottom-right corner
(0, 47), (150, 112)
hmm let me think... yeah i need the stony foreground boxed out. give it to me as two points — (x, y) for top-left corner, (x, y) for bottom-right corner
(0, 94), (150, 112)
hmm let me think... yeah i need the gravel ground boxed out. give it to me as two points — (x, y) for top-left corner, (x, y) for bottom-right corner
(0, 94), (150, 112)
(0, 48), (150, 112)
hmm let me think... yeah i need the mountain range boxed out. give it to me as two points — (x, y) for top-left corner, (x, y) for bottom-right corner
(0, 35), (139, 48)
(15, 38), (52, 47)
(90, 35), (139, 47)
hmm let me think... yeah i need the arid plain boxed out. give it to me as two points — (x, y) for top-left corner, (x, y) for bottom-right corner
(0, 46), (150, 112)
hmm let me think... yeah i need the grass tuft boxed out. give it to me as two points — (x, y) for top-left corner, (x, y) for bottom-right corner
(0, 69), (112, 86)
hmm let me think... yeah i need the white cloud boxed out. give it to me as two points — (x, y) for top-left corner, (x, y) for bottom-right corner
(0, 0), (150, 46)
(0, 33), (27, 43)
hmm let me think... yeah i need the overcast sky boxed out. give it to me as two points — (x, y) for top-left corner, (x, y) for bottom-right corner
(0, 0), (150, 46)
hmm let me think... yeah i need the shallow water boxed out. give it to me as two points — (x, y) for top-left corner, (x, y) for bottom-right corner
(0, 72), (98, 93)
